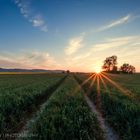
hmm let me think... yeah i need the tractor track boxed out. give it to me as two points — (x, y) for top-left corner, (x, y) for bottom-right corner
(2, 75), (67, 140)
(73, 75), (120, 140)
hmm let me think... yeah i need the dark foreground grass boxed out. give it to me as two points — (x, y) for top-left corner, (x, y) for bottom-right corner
(0, 74), (66, 136)
(25, 75), (104, 140)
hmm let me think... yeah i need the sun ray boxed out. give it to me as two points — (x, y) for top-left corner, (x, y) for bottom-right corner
(99, 74), (109, 93)
(81, 73), (95, 86)
(89, 74), (97, 88)
(97, 75), (100, 103)
(97, 75), (100, 95)
(101, 73), (134, 97)
(86, 74), (97, 95)
(73, 73), (95, 93)
(96, 74), (101, 109)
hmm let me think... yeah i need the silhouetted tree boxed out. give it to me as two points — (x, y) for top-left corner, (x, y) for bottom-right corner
(66, 70), (70, 74)
(120, 63), (135, 74)
(112, 66), (118, 73)
(102, 55), (117, 72)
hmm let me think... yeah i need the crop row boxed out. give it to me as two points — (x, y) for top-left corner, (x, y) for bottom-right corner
(0, 74), (66, 136)
(74, 73), (140, 140)
(24, 75), (104, 140)
(103, 73), (140, 97)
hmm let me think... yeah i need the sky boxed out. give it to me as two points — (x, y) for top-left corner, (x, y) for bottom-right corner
(0, 0), (140, 72)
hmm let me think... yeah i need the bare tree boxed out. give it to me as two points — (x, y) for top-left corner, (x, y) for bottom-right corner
(102, 55), (118, 72)
(120, 63), (135, 74)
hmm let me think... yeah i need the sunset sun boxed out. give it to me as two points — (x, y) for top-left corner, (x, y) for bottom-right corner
(94, 66), (102, 74)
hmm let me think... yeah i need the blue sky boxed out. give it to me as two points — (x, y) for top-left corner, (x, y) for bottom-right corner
(0, 0), (140, 72)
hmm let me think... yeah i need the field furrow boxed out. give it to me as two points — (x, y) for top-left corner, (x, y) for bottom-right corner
(0, 74), (67, 139)
(21, 75), (104, 140)
(73, 75), (119, 140)
(74, 73), (140, 140)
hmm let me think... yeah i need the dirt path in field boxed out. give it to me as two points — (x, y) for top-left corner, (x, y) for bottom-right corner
(7, 75), (67, 140)
(84, 96), (119, 140)
(73, 75), (120, 140)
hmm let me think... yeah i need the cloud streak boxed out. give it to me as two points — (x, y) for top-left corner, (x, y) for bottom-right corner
(0, 51), (60, 69)
(65, 35), (84, 55)
(91, 36), (139, 52)
(14, 0), (48, 32)
(64, 35), (140, 72)
(97, 14), (131, 32)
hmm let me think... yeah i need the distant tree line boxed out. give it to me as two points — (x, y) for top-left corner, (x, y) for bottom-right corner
(62, 70), (70, 74)
(102, 55), (136, 74)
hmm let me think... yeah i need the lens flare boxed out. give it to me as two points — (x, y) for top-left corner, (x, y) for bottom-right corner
(94, 67), (101, 74)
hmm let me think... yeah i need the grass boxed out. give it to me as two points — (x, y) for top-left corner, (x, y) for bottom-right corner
(25, 75), (104, 140)
(1, 72), (139, 140)
(0, 73), (66, 135)
(74, 73), (140, 140)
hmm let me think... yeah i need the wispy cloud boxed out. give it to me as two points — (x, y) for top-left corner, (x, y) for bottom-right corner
(97, 14), (131, 32)
(65, 35), (84, 55)
(64, 35), (140, 72)
(14, 0), (48, 32)
(0, 51), (60, 69)
(30, 15), (48, 32)
(91, 36), (139, 52)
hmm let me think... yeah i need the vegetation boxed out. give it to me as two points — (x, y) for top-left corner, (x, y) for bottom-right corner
(120, 63), (136, 74)
(75, 73), (140, 140)
(25, 75), (104, 140)
(0, 72), (139, 140)
(102, 55), (118, 72)
(0, 73), (66, 135)
(102, 55), (135, 74)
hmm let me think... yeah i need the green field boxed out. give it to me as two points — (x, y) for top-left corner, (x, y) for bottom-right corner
(0, 74), (67, 136)
(74, 73), (140, 140)
(0, 73), (140, 140)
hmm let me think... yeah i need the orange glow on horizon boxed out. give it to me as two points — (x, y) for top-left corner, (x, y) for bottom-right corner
(94, 66), (102, 74)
